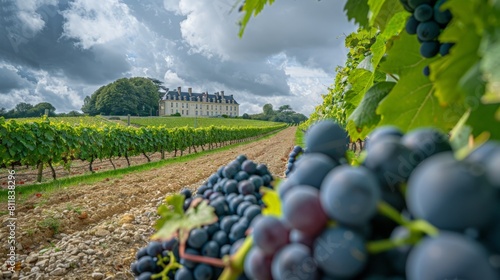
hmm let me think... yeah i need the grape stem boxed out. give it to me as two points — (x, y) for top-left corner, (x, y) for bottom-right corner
(377, 201), (410, 226)
(152, 251), (182, 280)
(219, 236), (254, 280)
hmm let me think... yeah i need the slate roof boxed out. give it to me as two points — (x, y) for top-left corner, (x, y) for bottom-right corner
(162, 89), (239, 105)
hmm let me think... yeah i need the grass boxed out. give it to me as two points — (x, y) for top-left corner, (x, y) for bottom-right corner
(38, 217), (61, 233)
(125, 116), (282, 128)
(65, 203), (82, 215)
(0, 128), (286, 201)
(295, 126), (305, 146)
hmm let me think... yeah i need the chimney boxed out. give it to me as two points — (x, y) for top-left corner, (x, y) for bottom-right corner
(188, 87), (192, 96)
(177, 86), (181, 95)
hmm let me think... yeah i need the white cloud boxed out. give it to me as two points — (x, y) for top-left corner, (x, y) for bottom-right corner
(61, 0), (139, 49)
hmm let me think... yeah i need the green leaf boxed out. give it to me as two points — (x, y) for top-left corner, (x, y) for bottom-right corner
(347, 81), (396, 139)
(480, 28), (500, 103)
(344, 0), (370, 28)
(238, 0), (275, 37)
(346, 68), (374, 107)
(152, 195), (218, 243)
(371, 11), (408, 69)
(368, 0), (405, 32)
(261, 187), (281, 217)
(379, 32), (435, 76)
(376, 65), (460, 132)
(467, 103), (500, 140)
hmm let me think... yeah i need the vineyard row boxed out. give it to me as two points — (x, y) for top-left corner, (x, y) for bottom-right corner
(0, 117), (286, 181)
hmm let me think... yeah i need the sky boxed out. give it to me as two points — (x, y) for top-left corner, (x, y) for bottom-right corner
(0, 0), (357, 116)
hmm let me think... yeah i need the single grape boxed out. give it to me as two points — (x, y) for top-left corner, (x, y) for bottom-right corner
(287, 153), (337, 190)
(241, 160), (257, 174)
(314, 227), (367, 278)
(220, 215), (240, 234)
(136, 256), (155, 274)
(320, 166), (381, 227)
(366, 126), (403, 151)
(399, 0), (414, 12)
(414, 4), (433, 22)
(180, 188), (192, 198)
(222, 165), (238, 179)
(405, 15), (419, 35)
(175, 267), (194, 280)
(243, 204), (261, 223)
(201, 240), (220, 258)
(439, 42), (454, 56)
(407, 153), (496, 231)
(289, 229), (315, 248)
(146, 241), (163, 258)
(401, 127), (452, 164)
(417, 21), (440, 41)
(236, 154), (248, 163)
(193, 264), (213, 280)
(420, 41), (440, 58)
(282, 185), (328, 237)
(434, 0), (452, 25)
(272, 243), (319, 280)
(248, 175), (263, 191)
(305, 120), (349, 161)
(362, 137), (417, 191)
(422, 65), (430, 76)
(229, 222), (247, 243)
(238, 180), (255, 195)
(237, 201), (252, 216)
(229, 196), (244, 214)
(234, 171), (250, 181)
(406, 232), (497, 280)
(136, 247), (148, 260)
(253, 216), (291, 256)
(244, 247), (273, 280)
(137, 272), (153, 280)
(212, 230), (229, 246)
(187, 228), (209, 249)
(220, 244), (231, 257)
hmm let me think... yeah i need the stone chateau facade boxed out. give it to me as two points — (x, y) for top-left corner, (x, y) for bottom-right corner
(159, 87), (239, 117)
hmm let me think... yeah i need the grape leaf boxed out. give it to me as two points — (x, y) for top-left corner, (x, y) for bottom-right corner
(449, 110), (472, 151)
(347, 81), (396, 139)
(376, 64), (460, 132)
(371, 11), (408, 68)
(368, 0), (405, 32)
(261, 187), (281, 217)
(345, 68), (374, 107)
(344, 0), (370, 28)
(480, 28), (500, 104)
(467, 103), (500, 140)
(152, 194), (218, 243)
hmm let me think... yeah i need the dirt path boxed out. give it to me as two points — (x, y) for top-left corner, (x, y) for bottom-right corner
(0, 127), (296, 280)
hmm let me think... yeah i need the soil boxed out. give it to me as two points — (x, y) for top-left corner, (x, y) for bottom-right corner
(0, 127), (297, 279)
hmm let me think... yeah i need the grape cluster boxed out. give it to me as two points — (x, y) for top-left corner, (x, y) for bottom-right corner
(401, 0), (454, 76)
(244, 119), (500, 279)
(131, 238), (179, 280)
(132, 155), (274, 279)
(284, 145), (303, 177)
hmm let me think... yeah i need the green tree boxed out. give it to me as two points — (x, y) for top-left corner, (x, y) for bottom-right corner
(82, 77), (162, 116)
(15, 102), (33, 114)
(242, 113), (250, 119)
(29, 102), (56, 117)
(263, 103), (274, 116)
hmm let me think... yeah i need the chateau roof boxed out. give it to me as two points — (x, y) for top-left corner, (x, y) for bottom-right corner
(162, 88), (238, 105)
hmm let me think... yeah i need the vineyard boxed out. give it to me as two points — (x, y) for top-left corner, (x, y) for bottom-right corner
(124, 117), (282, 129)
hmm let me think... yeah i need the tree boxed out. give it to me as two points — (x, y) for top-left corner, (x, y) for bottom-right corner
(15, 102), (33, 114)
(278, 104), (292, 112)
(30, 102), (56, 116)
(82, 77), (162, 116)
(263, 103), (274, 116)
(242, 113), (250, 119)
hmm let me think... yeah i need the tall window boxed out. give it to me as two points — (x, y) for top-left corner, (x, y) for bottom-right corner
(187, 110), (189, 115)
(207, 105), (209, 109)
(182, 110), (184, 115)
(176, 103), (178, 108)
(171, 102), (173, 107)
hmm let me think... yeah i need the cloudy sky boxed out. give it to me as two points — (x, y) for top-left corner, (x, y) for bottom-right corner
(0, 0), (356, 115)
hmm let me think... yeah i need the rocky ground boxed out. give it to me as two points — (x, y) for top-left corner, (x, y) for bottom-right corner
(0, 127), (296, 280)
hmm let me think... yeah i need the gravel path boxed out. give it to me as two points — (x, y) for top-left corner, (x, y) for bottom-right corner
(0, 127), (296, 280)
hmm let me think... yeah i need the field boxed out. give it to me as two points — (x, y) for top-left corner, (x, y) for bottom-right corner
(0, 127), (297, 279)
(10, 116), (121, 126)
(123, 116), (281, 128)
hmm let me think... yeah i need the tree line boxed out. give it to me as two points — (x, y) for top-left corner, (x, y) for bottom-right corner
(0, 102), (84, 118)
(242, 103), (308, 125)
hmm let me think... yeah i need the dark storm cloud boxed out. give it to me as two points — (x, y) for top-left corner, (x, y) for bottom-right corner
(0, 0), (356, 114)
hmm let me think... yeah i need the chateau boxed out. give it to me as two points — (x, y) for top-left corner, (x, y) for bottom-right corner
(159, 87), (240, 117)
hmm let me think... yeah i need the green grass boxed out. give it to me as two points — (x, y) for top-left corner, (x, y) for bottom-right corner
(126, 116), (282, 128)
(9, 116), (120, 126)
(295, 126), (305, 146)
(0, 128), (285, 201)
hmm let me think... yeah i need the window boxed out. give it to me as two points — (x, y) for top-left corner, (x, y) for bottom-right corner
(207, 105), (209, 109)
(226, 106), (228, 110)
(182, 110), (184, 115)
(196, 111), (198, 116)
(182, 103), (184, 108)
(196, 104), (198, 109)
(176, 109), (178, 113)
(230, 106), (232, 111)
(186, 110), (189, 115)
(171, 109), (173, 114)
(211, 105), (213, 110)
(206, 112), (209, 116)
(176, 103), (178, 108)
(171, 102), (173, 107)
